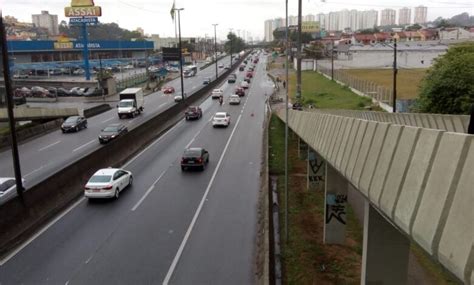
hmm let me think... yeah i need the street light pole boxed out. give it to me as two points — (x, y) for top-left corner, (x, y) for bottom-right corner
(229, 28), (233, 66)
(176, 8), (185, 101)
(0, 13), (24, 203)
(212, 24), (218, 80)
(284, 0), (289, 244)
(296, 0), (302, 101)
(392, 38), (397, 113)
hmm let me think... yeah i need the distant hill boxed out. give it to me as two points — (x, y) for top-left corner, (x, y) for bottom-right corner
(59, 21), (145, 41)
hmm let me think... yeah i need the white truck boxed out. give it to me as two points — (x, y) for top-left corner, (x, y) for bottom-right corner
(117, 88), (144, 119)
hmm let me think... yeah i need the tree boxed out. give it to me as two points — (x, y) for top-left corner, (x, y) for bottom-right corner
(224, 32), (245, 54)
(435, 19), (454, 29)
(416, 42), (474, 114)
(405, 23), (423, 31)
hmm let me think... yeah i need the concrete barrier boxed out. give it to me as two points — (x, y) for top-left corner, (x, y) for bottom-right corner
(411, 133), (471, 256)
(0, 107), (78, 122)
(276, 110), (472, 283)
(0, 119), (64, 150)
(379, 126), (420, 217)
(83, 104), (112, 118)
(437, 139), (474, 284)
(393, 128), (443, 234)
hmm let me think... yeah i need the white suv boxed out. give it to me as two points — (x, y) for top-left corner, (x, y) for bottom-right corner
(212, 112), (231, 127)
(211, 89), (224, 99)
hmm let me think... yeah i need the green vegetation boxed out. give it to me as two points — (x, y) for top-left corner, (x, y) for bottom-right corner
(345, 68), (427, 100)
(416, 42), (474, 114)
(224, 32), (246, 54)
(269, 115), (362, 284)
(288, 71), (372, 109)
(411, 243), (461, 284)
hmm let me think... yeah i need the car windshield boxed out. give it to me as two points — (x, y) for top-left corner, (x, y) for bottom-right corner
(88, 175), (112, 183)
(184, 150), (201, 157)
(119, 101), (133, 107)
(103, 126), (119, 132)
(65, 117), (78, 123)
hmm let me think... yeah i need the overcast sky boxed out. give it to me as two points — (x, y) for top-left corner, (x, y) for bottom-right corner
(2, 0), (472, 40)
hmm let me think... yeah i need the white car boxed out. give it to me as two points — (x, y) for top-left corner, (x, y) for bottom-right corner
(84, 168), (133, 200)
(212, 112), (231, 127)
(229, 94), (241, 105)
(240, 81), (249, 89)
(0, 178), (25, 205)
(174, 95), (183, 102)
(211, 89), (224, 99)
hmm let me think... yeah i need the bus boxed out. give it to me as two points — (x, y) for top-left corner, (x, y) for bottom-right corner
(183, 65), (198, 77)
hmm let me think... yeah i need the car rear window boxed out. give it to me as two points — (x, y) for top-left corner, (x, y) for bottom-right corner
(184, 150), (201, 157)
(89, 175), (112, 183)
(65, 117), (79, 123)
(103, 126), (119, 132)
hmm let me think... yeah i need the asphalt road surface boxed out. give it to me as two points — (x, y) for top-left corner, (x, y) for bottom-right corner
(0, 56), (233, 191)
(0, 52), (273, 284)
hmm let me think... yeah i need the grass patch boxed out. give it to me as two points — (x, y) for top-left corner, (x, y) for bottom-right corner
(269, 114), (362, 284)
(345, 69), (427, 100)
(288, 71), (372, 110)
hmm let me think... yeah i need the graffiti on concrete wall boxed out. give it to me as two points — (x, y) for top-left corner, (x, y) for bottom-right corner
(325, 194), (347, 225)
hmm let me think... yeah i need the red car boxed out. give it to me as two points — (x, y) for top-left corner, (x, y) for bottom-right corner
(246, 71), (253, 78)
(235, 87), (245, 97)
(162, 86), (175, 94)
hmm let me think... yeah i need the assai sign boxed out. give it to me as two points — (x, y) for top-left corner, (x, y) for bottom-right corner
(64, 0), (102, 18)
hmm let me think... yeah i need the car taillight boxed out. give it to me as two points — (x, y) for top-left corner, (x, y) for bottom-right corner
(197, 158), (203, 163)
(103, 185), (113, 190)
(181, 158), (185, 163)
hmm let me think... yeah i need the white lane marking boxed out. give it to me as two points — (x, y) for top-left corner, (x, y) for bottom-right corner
(158, 103), (167, 108)
(23, 165), (47, 178)
(0, 197), (86, 266)
(163, 112), (244, 285)
(85, 255), (93, 264)
(185, 138), (195, 149)
(101, 117), (114, 123)
(131, 170), (167, 211)
(72, 139), (96, 152)
(38, 141), (61, 152)
(123, 120), (185, 168)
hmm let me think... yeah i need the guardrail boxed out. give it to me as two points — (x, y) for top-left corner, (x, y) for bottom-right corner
(0, 51), (251, 259)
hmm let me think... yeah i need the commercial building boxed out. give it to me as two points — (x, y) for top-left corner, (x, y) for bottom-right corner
(380, 9), (396, 26)
(399, 7), (411, 25)
(147, 35), (195, 50)
(32, 11), (58, 35)
(6, 40), (154, 64)
(414, 6), (428, 24)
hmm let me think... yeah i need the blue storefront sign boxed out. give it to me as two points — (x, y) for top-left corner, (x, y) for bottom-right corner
(69, 17), (99, 25)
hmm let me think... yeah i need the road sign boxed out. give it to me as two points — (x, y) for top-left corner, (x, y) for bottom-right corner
(69, 17), (98, 25)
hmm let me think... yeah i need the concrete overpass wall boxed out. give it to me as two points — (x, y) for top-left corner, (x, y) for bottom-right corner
(305, 109), (470, 133)
(0, 107), (79, 122)
(278, 109), (473, 284)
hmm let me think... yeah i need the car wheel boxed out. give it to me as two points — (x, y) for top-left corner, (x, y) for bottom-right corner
(185, 116), (188, 121)
(114, 188), (119, 199)
(181, 166), (185, 171)
(62, 129), (66, 133)
(75, 126), (79, 132)
(84, 123), (88, 129)
(128, 176), (133, 187)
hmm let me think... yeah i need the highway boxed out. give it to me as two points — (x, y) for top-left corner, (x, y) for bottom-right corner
(0, 55), (233, 191)
(0, 53), (272, 284)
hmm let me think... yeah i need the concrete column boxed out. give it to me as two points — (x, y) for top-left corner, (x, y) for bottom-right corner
(361, 201), (410, 285)
(307, 147), (325, 191)
(323, 164), (348, 244)
(298, 137), (308, 160)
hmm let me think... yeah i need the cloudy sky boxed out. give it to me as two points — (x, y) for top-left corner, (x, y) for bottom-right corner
(2, 0), (472, 40)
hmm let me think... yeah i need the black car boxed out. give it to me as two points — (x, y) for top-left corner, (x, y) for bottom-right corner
(61, 116), (88, 133)
(228, 74), (237, 83)
(99, 123), (127, 144)
(181, 147), (209, 171)
(185, 106), (203, 120)
(203, 77), (211, 85)
(83, 87), (102, 97)
(56, 87), (72, 97)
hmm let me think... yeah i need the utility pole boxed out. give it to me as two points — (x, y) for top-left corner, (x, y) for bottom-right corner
(392, 38), (397, 113)
(296, 0), (302, 101)
(176, 8), (185, 101)
(0, 14), (24, 203)
(213, 24), (218, 80)
(284, 0), (289, 244)
(331, 39), (334, 80)
(229, 28), (233, 66)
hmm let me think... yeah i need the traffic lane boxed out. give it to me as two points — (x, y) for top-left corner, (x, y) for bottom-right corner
(169, 61), (268, 284)
(0, 97), (222, 284)
(66, 86), (246, 284)
(0, 55), (233, 183)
